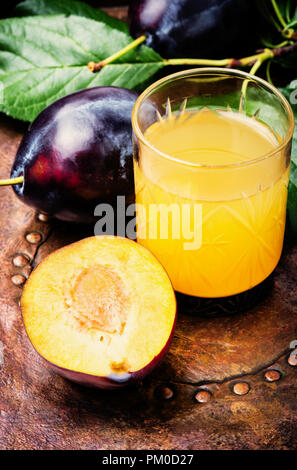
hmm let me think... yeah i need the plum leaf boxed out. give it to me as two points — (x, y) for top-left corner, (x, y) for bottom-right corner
(15, 0), (128, 31)
(0, 13), (164, 122)
(279, 81), (297, 233)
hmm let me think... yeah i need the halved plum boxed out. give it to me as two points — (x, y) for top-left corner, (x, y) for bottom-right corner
(21, 236), (176, 388)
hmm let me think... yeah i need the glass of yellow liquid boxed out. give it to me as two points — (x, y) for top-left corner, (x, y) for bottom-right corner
(132, 68), (294, 299)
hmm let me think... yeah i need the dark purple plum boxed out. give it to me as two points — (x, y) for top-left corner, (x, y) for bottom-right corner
(129, 0), (257, 59)
(11, 87), (138, 223)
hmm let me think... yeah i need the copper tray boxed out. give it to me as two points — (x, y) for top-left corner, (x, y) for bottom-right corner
(0, 6), (296, 450)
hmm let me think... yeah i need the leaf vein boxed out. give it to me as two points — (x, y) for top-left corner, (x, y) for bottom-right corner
(24, 17), (102, 62)
(0, 31), (63, 65)
(4, 68), (86, 110)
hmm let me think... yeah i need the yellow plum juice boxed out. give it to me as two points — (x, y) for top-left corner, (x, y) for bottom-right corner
(134, 107), (289, 297)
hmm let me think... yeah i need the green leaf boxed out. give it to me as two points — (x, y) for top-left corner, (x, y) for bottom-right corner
(279, 81), (297, 232)
(0, 14), (164, 122)
(278, 0), (297, 23)
(15, 0), (128, 32)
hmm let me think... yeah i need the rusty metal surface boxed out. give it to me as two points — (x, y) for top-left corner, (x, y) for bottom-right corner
(0, 107), (297, 452)
(0, 6), (297, 450)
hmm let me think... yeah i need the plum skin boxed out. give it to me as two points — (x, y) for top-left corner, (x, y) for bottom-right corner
(27, 310), (176, 390)
(129, 0), (256, 59)
(11, 87), (138, 223)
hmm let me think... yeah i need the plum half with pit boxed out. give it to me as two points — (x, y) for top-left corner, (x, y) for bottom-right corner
(21, 236), (177, 389)
(11, 87), (138, 223)
(129, 0), (256, 59)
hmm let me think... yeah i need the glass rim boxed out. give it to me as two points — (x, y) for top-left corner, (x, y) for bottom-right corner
(131, 67), (295, 169)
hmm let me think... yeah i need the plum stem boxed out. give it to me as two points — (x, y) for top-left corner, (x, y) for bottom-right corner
(283, 29), (297, 40)
(261, 38), (290, 49)
(241, 59), (263, 99)
(0, 175), (24, 186)
(87, 34), (297, 77)
(270, 0), (287, 29)
(285, 0), (292, 23)
(88, 34), (147, 72)
(249, 59), (264, 76)
(283, 20), (297, 32)
(266, 60), (274, 86)
(166, 48), (275, 69)
(165, 57), (231, 67)
(271, 39), (297, 57)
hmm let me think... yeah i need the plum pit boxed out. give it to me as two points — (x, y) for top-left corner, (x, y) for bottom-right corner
(71, 265), (129, 334)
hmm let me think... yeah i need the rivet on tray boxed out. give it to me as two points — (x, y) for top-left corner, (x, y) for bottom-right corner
(232, 382), (250, 396)
(37, 213), (50, 222)
(13, 254), (30, 268)
(11, 274), (26, 287)
(158, 386), (174, 400)
(288, 351), (297, 367)
(194, 389), (212, 404)
(264, 369), (282, 382)
(26, 232), (42, 244)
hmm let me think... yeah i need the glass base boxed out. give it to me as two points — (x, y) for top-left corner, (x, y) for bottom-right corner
(176, 274), (274, 318)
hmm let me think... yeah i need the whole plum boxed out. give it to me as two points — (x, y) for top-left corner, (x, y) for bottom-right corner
(11, 87), (138, 223)
(129, 0), (256, 59)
